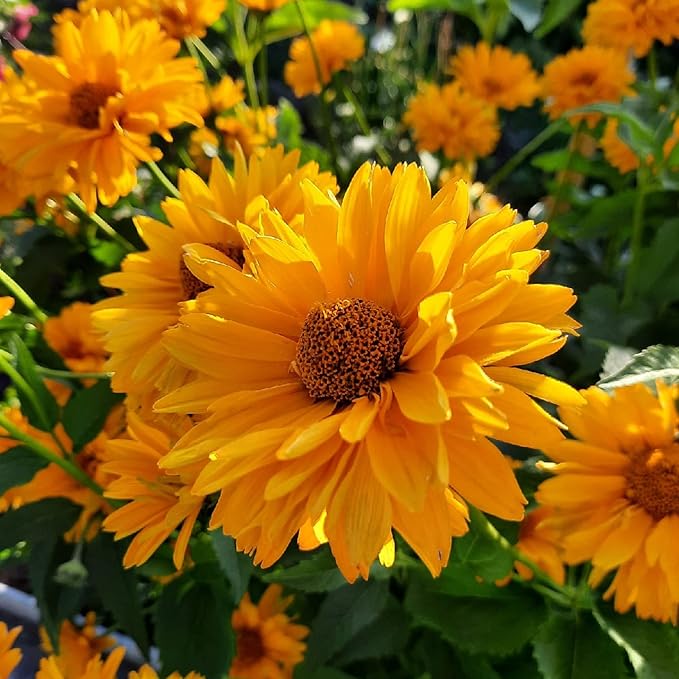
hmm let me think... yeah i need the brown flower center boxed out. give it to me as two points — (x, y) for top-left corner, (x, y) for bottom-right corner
(625, 444), (679, 520)
(69, 82), (116, 129)
(482, 76), (503, 96)
(294, 298), (404, 402)
(179, 242), (244, 300)
(236, 627), (265, 666)
(572, 71), (598, 88)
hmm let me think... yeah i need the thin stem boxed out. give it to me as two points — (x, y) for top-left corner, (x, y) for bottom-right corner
(193, 37), (223, 73)
(0, 412), (103, 496)
(623, 168), (649, 305)
(647, 46), (658, 90)
(258, 36), (269, 108)
(546, 121), (586, 222)
(36, 367), (112, 381)
(185, 37), (210, 88)
(0, 267), (47, 324)
(146, 160), (181, 199)
(485, 120), (566, 193)
(243, 58), (261, 109)
(67, 194), (135, 252)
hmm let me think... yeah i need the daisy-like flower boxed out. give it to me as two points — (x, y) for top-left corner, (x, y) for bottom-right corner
(541, 46), (635, 127)
(404, 82), (500, 161)
(230, 585), (308, 679)
(37, 646), (125, 679)
(536, 382), (679, 623)
(284, 20), (365, 97)
(216, 106), (277, 157)
(448, 42), (541, 110)
(129, 667), (205, 679)
(102, 412), (202, 569)
(211, 75), (245, 112)
(93, 144), (338, 400)
(43, 302), (109, 375)
(157, 162), (581, 581)
(583, 0), (679, 58)
(0, 622), (22, 679)
(0, 10), (204, 211)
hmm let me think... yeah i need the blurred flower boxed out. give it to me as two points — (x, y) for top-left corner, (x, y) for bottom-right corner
(8, 3), (38, 41)
(0, 10), (204, 211)
(129, 667), (205, 679)
(40, 613), (114, 679)
(238, 0), (290, 10)
(0, 296), (13, 316)
(284, 20), (365, 97)
(541, 46), (635, 127)
(0, 622), (22, 679)
(93, 144), (338, 401)
(159, 162), (581, 581)
(43, 302), (109, 375)
(448, 42), (541, 110)
(583, 0), (679, 58)
(536, 382), (679, 623)
(188, 127), (220, 176)
(230, 585), (308, 679)
(404, 82), (500, 160)
(102, 412), (202, 569)
(37, 646), (125, 679)
(211, 75), (245, 112)
(216, 106), (277, 156)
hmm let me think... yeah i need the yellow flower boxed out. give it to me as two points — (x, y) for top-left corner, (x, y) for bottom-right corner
(93, 144), (338, 400)
(0, 622), (22, 679)
(43, 302), (108, 375)
(536, 382), (679, 624)
(439, 167), (504, 225)
(541, 46), (635, 127)
(230, 585), (308, 679)
(129, 667), (205, 679)
(239, 0), (290, 11)
(188, 127), (220, 177)
(37, 646), (125, 679)
(0, 296), (14, 316)
(0, 10), (204, 211)
(448, 42), (541, 110)
(583, 0), (679, 58)
(40, 613), (114, 679)
(404, 82), (500, 160)
(102, 412), (202, 569)
(158, 162), (581, 581)
(216, 106), (277, 157)
(211, 75), (245, 112)
(284, 20), (365, 97)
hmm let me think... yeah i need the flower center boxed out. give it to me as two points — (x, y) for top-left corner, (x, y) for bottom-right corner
(236, 627), (265, 666)
(572, 71), (597, 88)
(69, 82), (116, 129)
(294, 298), (404, 402)
(179, 242), (244, 300)
(625, 444), (679, 520)
(482, 76), (502, 96)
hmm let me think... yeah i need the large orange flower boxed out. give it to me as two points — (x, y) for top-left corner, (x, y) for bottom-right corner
(157, 162), (581, 581)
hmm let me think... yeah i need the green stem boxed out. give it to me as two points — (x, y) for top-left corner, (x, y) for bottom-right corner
(0, 267), (47, 324)
(231, 1), (260, 108)
(258, 33), (269, 108)
(67, 194), (135, 252)
(36, 367), (112, 381)
(192, 37), (223, 73)
(647, 46), (658, 90)
(146, 161), (181, 199)
(546, 121), (585, 222)
(623, 168), (649, 305)
(0, 412), (103, 496)
(185, 37), (210, 88)
(243, 58), (260, 109)
(485, 120), (566, 193)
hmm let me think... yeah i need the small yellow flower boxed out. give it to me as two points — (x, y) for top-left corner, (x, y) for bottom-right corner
(404, 81), (500, 160)
(211, 75), (246, 111)
(284, 20), (365, 97)
(0, 296), (14, 317)
(0, 622), (22, 679)
(216, 106), (277, 157)
(36, 646), (125, 679)
(129, 666), (205, 679)
(448, 42), (541, 110)
(230, 585), (308, 679)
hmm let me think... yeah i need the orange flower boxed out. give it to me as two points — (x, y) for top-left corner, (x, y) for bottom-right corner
(0, 622), (22, 679)
(238, 0), (290, 11)
(216, 106), (277, 157)
(37, 646), (125, 679)
(211, 75), (245, 111)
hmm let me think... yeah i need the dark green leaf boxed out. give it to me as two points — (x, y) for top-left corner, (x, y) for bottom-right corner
(0, 445), (48, 495)
(210, 531), (253, 603)
(509, 0), (543, 32)
(62, 380), (123, 451)
(0, 498), (80, 551)
(597, 344), (679, 390)
(262, 547), (347, 593)
(533, 611), (629, 679)
(156, 573), (234, 679)
(633, 219), (679, 305)
(84, 533), (149, 655)
(534, 0), (582, 37)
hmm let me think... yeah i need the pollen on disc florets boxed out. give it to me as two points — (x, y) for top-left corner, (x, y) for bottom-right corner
(294, 298), (405, 402)
(625, 444), (679, 520)
(179, 242), (245, 300)
(69, 82), (117, 129)
(236, 627), (265, 666)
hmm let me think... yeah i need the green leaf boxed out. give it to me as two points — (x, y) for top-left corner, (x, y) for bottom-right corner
(534, 0), (582, 38)
(62, 380), (123, 451)
(303, 579), (389, 668)
(533, 611), (629, 679)
(599, 346), (638, 381)
(262, 547), (347, 593)
(0, 445), (48, 495)
(597, 345), (679, 390)
(598, 607), (679, 679)
(0, 498), (80, 551)
(156, 573), (234, 679)
(509, 0), (543, 32)
(406, 577), (547, 657)
(84, 533), (149, 655)
(90, 240), (126, 268)
(633, 219), (679, 305)
(210, 531), (253, 604)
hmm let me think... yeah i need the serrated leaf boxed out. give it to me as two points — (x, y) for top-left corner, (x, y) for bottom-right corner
(62, 380), (123, 451)
(406, 578), (547, 657)
(210, 531), (253, 603)
(597, 345), (679, 390)
(600, 346), (638, 381)
(84, 533), (149, 655)
(534, 0), (581, 37)
(0, 498), (80, 551)
(0, 445), (48, 495)
(156, 573), (234, 679)
(533, 611), (629, 679)
(262, 547), (347, 593)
